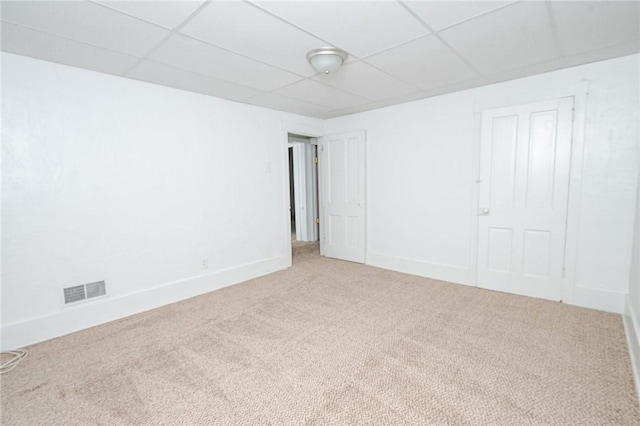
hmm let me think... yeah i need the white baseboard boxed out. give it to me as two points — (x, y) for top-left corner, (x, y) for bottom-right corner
(569, 285), (626, 314)
(366, 252), (474, 286)
(623, 295), (640, 401)
(1, 256), (288, 351)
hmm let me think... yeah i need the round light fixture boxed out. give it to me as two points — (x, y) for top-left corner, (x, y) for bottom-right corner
(306, 47), (348, 74)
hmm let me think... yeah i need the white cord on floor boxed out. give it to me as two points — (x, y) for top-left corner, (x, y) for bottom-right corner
(0, 349), (29, 374)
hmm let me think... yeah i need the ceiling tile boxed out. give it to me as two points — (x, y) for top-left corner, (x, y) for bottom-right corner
(551, 1), (640, 56)
(2, 0), (637, 120)
(561, 39), (640, 69)
(95, 0), (206, 30)
(439, 1), (558, 76)
(252, 0), (429, 58)
(1, 1), (170, 57)
(148, 34), (303, 91)
(320, 90), (431, 119)
(1, 22), (140, 75)
(365, 35), (480, 91)
(126, 60), (260, 101)
(403, 1), (511, 31)
(484, 58), (563, 85)
(180, 1), (325, 77)
(427, 77), (492, 97)
(313, 61), (418, 101)
(243, 93), (331, 117)
(318, 109), (360, 120)
(274, 79), (370, 110)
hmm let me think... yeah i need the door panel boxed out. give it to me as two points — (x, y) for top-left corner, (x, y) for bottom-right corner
(321, 131), (366, 263)
(477, 98), (573, 301)
(522, 230), (551, 278)
(329, 214), (343, 245)
(526, 111), (557, 209)
(487, 228), (513, 272)
(489, 115), (518, 209)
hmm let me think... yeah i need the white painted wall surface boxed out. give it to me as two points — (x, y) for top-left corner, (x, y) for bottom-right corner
(2, 52), (638, 350)
(325, 54), (640, 314)
(1, 53), (323, 350)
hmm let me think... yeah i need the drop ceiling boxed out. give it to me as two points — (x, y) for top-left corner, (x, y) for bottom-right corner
(2, 1), (639, 119)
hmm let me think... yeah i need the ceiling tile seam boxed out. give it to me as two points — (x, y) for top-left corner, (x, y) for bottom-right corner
(557, 41), (640, 72)
(411, 0), (522, 35)
(0, 39), (258, 105)
(357, 61), (425, 93)
(249, 105), (323, 119)
(173, 32), (312, 81)
(310, 72), (414, 101)
(0, 49), (132, 80)
(244, 63), (380, 106)
(88, 0), (181, 32)
(358, 33), (432, 62)
(0, 20), (142, 64)
(317, 100), (387, 118)
(422, 77), (488, 96)
(353, 34), (437, 92)
(321, 106), (374, 120)
(241, 91), (332, 111)
(120, 0), (213, 77)
(261, 79), (372, 110)
(117, 73), (281, 114)
(284, 75), (378, 105)
(544, 0), (568, 68)
(243, 0), (362, 60)
(128, 77), (247, 103)
(0, 19), (268, 101)
(122, 52), (304, 93)
(352, 92), (428, 110)
(484, 57), (566, 84)
(363, 69), (425, 93)
(396, 1), (488, 83)
(125, 59), (264, 98)
(237, 79), (325, 105)
(287, 87), (370, 110)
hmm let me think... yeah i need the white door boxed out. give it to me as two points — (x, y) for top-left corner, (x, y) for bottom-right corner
(320, 131), (366, 263)
(477, 98), (574, 301)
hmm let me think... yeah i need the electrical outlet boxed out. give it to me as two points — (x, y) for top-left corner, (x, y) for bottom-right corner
(202, 259), (209, 270)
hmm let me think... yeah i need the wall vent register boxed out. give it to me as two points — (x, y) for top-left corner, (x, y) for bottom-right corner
(63, 281), (106, 304)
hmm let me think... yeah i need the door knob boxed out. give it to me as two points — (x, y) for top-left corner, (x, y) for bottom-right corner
(479, 208), (490, 216)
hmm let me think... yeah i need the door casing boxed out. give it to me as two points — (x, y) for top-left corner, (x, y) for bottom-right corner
(471, 82), (589, 308)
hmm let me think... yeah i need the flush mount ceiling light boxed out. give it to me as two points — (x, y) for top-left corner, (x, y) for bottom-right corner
(306, 47), (349, 74)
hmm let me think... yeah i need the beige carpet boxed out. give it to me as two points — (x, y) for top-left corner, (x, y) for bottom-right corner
(2, 243), (639, 425)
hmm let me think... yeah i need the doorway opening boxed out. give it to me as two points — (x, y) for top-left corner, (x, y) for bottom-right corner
(287, 134), (319, 244)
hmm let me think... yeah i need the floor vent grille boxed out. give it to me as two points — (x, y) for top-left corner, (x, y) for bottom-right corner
(64, 281), (106, 304)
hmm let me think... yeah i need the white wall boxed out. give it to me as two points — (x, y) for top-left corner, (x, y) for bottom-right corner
(1, 53), (323, 350)
(325, 54), (640, 314)
(3, 52), (638, 350)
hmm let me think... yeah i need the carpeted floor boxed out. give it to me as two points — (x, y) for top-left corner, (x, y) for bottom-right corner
(1, 242), (639, 425)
